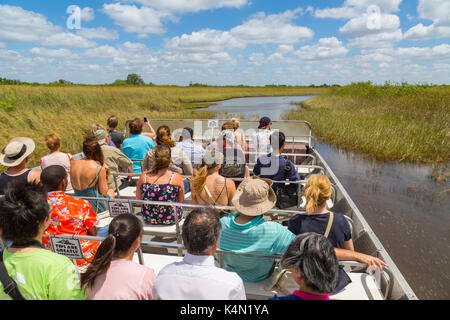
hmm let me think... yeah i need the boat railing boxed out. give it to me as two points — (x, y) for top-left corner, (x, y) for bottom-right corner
(40, 234), (394, 300)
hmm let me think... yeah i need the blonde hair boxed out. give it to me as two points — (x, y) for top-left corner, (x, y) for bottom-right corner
(45, 133), (61, 152)
(231, 118), (240, 131)
(191, 150), (224, 196)
(304, 174), (332, 214)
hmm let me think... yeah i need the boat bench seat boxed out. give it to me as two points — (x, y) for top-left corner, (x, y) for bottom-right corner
(132, 252), (183, 275)
(136, 215), (184, 237)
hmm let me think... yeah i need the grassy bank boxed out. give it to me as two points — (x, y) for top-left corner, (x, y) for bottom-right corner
(0, 85), (326, 169)
(284, 82), (449, 163)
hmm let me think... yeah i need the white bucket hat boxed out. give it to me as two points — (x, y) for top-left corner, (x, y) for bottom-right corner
(0, 137), (35, 167)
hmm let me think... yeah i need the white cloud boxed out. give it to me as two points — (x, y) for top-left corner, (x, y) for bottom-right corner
(102, 3), (171, 38)
(84, 45), (120, 59)
(77, 27), (119, 40)
(163, 51), (236, 67)
(295, 37), (349, 60)
(404, 0), (450, 40)
(29, 47), (77, 58)
(164, 29), (245, 53)
(396, 44), (450, 62)
(315, 0), (402, 19)
(130, 0), (248, 13)
(230, 9), (314, 44)
(0, 5), (95, 48)
(80, 7), (95, 23)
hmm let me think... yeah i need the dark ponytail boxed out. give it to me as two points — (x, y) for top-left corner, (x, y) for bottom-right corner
(80, 214), (143, 291)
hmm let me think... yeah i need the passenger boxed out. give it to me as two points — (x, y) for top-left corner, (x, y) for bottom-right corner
(218, 176), (295, 282)
(81, 214), (156, 300)
(107, 115), (125, 149)
(269, 233), (338, 300)
(40, 165), (100, 268)
(288, 174), (354, 293)
(143, 125), (193, 192)
(94, 129), (134, 190)
(208, 129), (249, 187)
(91, 124), (116, 148)
(70, 136), (115, 223)
(136, 145), (184, 225)
(175, 127), (205, 169)
(231, 118), (248, 153)
(190, 149), (236, 217)
(251, 116), (273, 155)
(152, 207), (246, 300)
(0, 137), (41, 195)
(121, 118), (155, 175)
(40, 133), (73, 191)
(253, 131), (300, 193)
(0, 180), (85, 300)
(219, 176), (387, 283)
(207, 122), (243, 152)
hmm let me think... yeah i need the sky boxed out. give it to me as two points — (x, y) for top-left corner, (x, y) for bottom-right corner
(0, 0), (449, 85)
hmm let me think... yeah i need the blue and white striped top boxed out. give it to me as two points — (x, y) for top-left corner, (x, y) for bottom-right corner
(218, 214), (295, 282)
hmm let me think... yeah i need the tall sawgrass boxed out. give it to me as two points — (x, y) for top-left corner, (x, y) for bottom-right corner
(0, 85), (325, 169)
(285, 82), (449, 163)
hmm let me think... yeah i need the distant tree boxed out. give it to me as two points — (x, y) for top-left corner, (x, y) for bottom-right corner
(58, 79), (73, 85)
(112, 79), (127, 85)
(126, 73), (145, 85)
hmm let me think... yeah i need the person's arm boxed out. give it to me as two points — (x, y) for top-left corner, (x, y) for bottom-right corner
(334, 248), (387, 271)
(98, 165), (114, 198)
(136, 172), (146, 200)
(226, 178), (237, 214)
(287, 160), (300, 181)
(142, 121), (156, 139)
(181, 151), (193, 176)
(343, 239), (354, 251)
(244, 165), (250, 178)
(173, 173), (185, 203)
(28, 170), (41, 184)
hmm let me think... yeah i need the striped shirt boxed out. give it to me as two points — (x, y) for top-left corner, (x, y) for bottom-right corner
(219, 214), (295, 282)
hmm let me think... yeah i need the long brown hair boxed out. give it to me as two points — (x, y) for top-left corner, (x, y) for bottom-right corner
(152, 144), (172, 173)
(304, 174), (332, 214)
(156, 125), (175, 147)
(191, 149), (224, 196)
(80, 214), (143, 291)
(83, 136), (104, 166)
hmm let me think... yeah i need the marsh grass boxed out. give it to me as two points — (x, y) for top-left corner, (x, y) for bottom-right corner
(0, 85), (325, 169)
(285, 83), (449, 163)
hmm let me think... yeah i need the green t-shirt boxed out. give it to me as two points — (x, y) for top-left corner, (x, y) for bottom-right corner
(0, 248), (86, 300)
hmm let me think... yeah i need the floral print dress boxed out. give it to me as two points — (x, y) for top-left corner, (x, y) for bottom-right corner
(141, 172), (183, 225)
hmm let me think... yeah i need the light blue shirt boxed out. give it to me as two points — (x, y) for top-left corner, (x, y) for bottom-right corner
(175, 140), (205, 166)
(122, 134), (155, 174)
(219, 214), (295, 282)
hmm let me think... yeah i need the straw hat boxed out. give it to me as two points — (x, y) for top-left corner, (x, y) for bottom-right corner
(232, 176), (276, 216)
(0, 137), (35, 167)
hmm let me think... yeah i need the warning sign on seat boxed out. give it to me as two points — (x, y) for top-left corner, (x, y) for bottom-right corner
(108, 200), (133, 217)
(50, 237), (84, 260)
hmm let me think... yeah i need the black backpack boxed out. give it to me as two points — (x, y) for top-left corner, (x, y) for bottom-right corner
(275, 161), (299, 209)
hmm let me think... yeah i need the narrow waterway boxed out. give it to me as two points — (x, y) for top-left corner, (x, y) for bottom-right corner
(199, 95), (450, 300)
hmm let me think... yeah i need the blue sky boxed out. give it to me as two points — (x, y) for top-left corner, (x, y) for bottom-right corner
(0, 0), (449, 85)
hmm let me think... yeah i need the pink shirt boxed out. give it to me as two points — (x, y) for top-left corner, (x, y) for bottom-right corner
(87, 259), (156, 300)
(293, 290), (329, 300)
(40, 152), (73, 190)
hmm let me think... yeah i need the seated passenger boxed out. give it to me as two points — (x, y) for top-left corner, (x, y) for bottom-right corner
(251, 116), (273, 156)
(40, 165), (100, 268)
(91, 124), (116, 148)
(122, 118), (155, 175)
(144, 125), (193, 192)
(231, 118), (248, 153)
(107, 115), (125, 149)
(152, 207), (246, 300)
(136, 145), (184, 225)
(0, 137), (41, 195)
(288, 174), (354, 293)
(269, 233), (338, 300)
(207, 122), (243, 152)
(70, 137), (115, 221)
(40, 133), (73, 191)
(175, 127), (205, 169)
(220, 177), (387, 283)
(190, 149), (236, 217)
(94, 129), (134, 191)
(208, 129), (249, 187)
(253, 131), (300, 193)
(0, 181), (85, 300)
(219, 176), (295, 282)
(81, 214), (156, 300)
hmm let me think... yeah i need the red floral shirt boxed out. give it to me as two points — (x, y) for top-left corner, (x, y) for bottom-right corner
(43, 191), (100, 267)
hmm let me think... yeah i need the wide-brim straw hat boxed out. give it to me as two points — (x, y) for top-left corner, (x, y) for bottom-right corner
(232, 176), (276, 216)
(0, 137), (35, 167)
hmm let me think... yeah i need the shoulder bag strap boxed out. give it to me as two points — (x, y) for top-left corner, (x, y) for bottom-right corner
(0, 251), (26, 300)
(324, 212), (334, 238)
